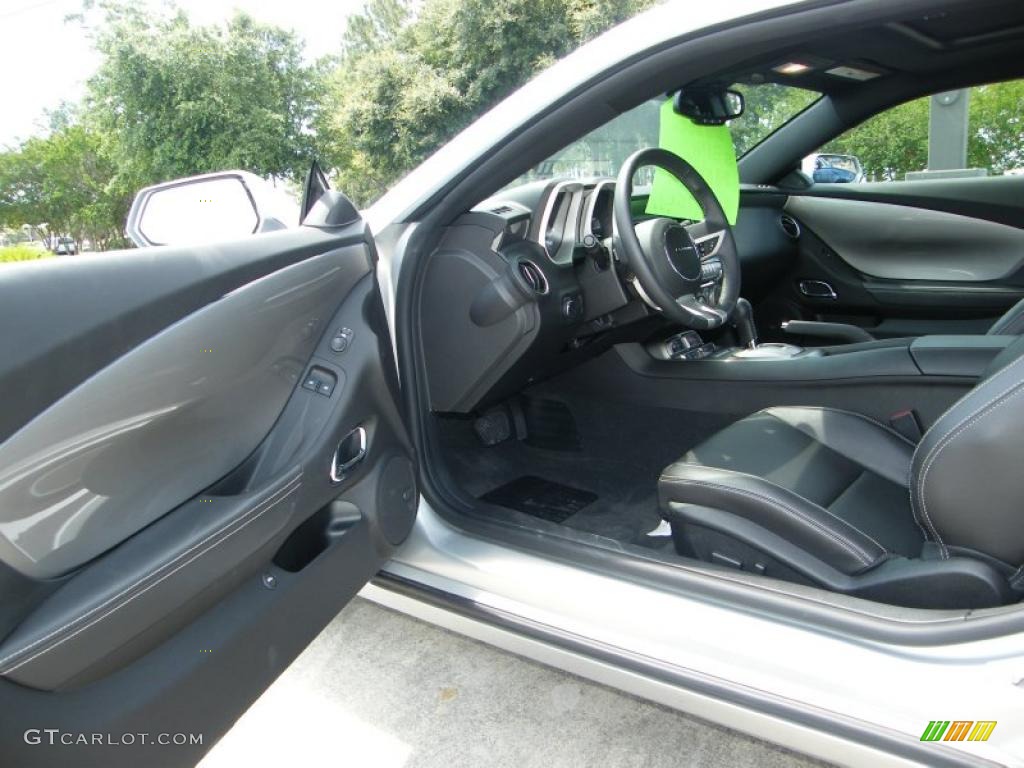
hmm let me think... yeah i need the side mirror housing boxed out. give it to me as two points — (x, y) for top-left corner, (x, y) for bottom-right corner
(126, 171), (298, 248)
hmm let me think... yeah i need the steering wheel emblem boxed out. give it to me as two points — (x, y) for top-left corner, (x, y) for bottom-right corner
(663, 225), (701, 281)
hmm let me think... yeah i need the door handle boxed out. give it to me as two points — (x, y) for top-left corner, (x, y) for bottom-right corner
(798, 280), (837, 300)
(330, 426), (367, 483)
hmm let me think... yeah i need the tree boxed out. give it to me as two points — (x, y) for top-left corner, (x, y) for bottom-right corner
(730, 83), (818, 156)
(823, 98), (928, 181)
(85, 3), (315, 189)
(821, 81), (1024, 181)
(968, 81), (1024, 174)
(568, 0), (659, 43)
(315, 0), (659, 206)
(0, 124), (128, 250)
(341, 0), (409, 55)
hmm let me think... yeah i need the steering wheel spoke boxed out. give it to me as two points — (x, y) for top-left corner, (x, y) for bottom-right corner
(683, 220), (714, 240)
(614, 147), (740, 331)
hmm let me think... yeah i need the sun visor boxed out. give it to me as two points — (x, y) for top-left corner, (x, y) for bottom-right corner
(645, 98), (739, 225)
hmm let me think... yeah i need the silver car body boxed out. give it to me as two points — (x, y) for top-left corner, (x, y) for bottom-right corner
(360, 1), (1024, 765)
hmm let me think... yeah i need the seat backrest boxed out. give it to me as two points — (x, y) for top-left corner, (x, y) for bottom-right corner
(911, 334), (1024, 571)
(987, 297), (1024, 335)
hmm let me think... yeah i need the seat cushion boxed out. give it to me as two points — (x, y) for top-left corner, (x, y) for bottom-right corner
(660, 407), (925, 571)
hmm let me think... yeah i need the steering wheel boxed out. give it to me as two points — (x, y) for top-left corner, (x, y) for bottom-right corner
(613, 148), (740, 330)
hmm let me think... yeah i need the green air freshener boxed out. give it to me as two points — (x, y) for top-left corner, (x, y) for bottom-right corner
(645, 98), (740, 225)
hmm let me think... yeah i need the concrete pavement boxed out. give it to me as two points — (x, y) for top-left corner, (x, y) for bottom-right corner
(199, 597), (824, 768)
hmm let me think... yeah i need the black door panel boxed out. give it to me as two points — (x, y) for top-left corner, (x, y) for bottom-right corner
(0, 214), (415, 766)
(799, 175), (1024, 229)
(0, 227), (355, 443)
(786, 195), (1024, 283)
(0, 244), (369, 580)
(754, 178), (1024, 341)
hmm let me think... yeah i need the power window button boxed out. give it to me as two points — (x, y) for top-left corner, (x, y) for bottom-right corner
(302, 366), (338, 397)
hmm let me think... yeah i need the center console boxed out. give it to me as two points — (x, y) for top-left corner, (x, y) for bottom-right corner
(621, 325), (1016, 429)
(648, 330), (821, 361)
(644, 330), (1012, 376)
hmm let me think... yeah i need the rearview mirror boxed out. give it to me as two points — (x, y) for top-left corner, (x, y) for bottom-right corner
(126, 171), (297, 247)
(673, 88), (744, 126)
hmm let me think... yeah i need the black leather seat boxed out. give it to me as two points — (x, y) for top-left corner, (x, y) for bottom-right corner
(659, 337), (1024, 608)
(987, 297), (1024, 335)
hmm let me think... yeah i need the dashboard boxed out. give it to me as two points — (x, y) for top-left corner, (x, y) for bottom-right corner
(417, 177), (797, 413)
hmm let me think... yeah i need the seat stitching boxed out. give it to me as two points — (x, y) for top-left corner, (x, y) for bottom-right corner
(0, 473), (301, 673)
(912, 347), (1024, 458)
(915, 382), (1024, 560)
(910, 351), (1024, 552)
(664, 477), (881, 566)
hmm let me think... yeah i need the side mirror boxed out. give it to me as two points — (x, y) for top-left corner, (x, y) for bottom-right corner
(803, 153), (865, 184)
(126, 171), (297, 248)
(673, 88), (744, 126)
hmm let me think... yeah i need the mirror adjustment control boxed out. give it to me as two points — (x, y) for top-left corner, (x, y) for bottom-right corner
(329, 327), (354, 353)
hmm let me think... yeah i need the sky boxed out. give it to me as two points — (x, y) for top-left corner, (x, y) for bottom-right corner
(0, 0), (365, 147)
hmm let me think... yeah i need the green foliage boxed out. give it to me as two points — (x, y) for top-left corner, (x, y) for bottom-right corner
(824, 81), (1024, 181)
(730, 83), (819, 156)
(0, 1), (316, 252)
(0, 124), (127, 250)
(824, 98), (929, 181)
(967, 81), (1024, 174)
(316, 0), (659, 206)
(0, 244), (52, 263)
(342, 0), (409, 55)
(87, 4), (314, 187)
(569, 0), (659, 42)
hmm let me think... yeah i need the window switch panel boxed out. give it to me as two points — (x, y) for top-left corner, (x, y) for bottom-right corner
(302, 366), (337, 397)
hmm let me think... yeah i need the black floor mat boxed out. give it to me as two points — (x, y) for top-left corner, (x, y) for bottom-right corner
(481, 476), (598, 523)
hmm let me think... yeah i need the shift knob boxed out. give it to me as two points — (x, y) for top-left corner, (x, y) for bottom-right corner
(732, 297), (758, 348)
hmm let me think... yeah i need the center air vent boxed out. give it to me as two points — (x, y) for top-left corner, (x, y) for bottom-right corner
(780, 214), (801, 239)
(517, 259), (549, 295)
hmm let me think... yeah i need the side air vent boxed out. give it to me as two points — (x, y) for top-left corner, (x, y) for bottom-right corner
(517, 260), (549, 295)
(780, 214), (801, 239)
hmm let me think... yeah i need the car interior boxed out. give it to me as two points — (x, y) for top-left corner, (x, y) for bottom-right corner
(410, 0), (1024, 612)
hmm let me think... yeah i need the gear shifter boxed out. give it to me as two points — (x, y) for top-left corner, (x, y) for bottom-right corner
(731, 297), (758, 348)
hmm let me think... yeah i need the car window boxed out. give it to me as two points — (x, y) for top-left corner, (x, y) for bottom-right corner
(812, 79), (1024, 183)
(512, 82), (819, 186)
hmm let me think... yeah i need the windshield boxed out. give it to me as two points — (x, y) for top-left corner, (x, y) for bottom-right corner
(512, 82), (819, 185)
